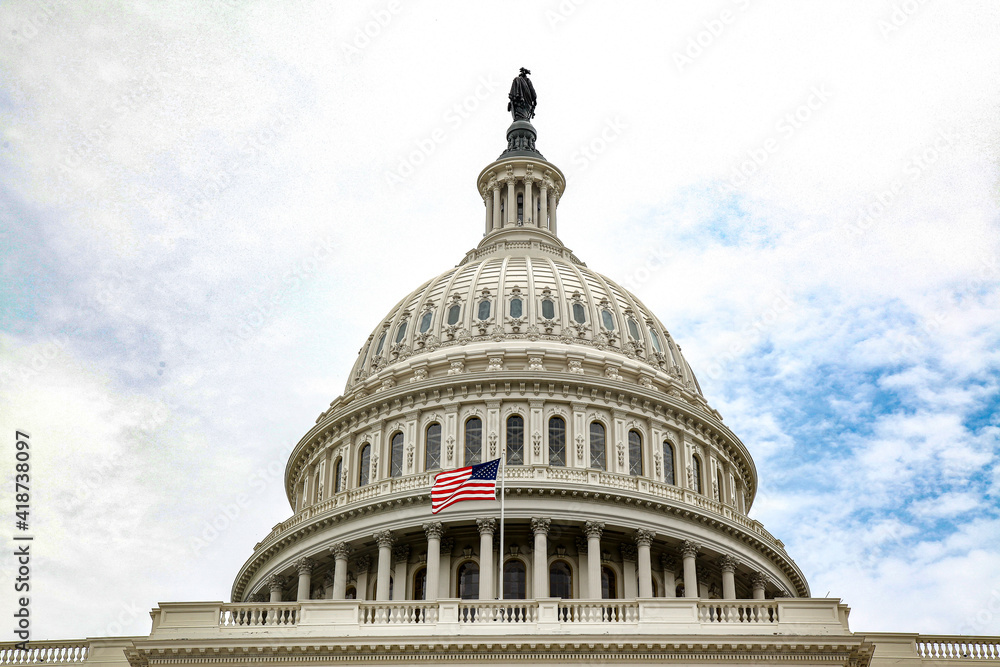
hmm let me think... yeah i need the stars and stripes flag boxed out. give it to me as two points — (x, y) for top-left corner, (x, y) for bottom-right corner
(431, 458), (501, 514)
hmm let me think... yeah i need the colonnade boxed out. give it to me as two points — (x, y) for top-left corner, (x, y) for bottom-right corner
(483, 174), (559, 234)
(260, 520), (776, 604)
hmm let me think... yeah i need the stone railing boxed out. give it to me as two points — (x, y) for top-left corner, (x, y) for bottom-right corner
(916, 637), (1000, 660)
(0, 641), (89, 665)
(145, 598), (852, 640)
(262, 467), (782, 553)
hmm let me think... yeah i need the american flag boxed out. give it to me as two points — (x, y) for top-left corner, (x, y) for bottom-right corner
(431, 458), (501, 514)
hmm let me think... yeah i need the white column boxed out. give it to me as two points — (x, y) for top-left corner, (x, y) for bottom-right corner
(549, 188), (558, 235)
(423, 521), (443, 601)
(505, 178), (516, 226)
(576, 537), (590, 598)
(392, 546), (409, 601)
(539, 183), (548, 231)
(267, 574), (284, 603)
(330, 542), (351, 599)
(524, 177), (533, 225)
(635, 530), (654, 598)
(720, 555), (737, 600)
(295, 557), (314, 601)
(492, 185), (501, 230)
(660, 554), (677, 598)
(584, 521), (604, 598)
(681, 540), (700, 599)
(477, 518), (496, 599)
(484, 191), (492, 234)
(438, 538), (453, 598)
(751, 572), (767, 600)
(374, 530), (394, 601)
(532, 518), (551, 597)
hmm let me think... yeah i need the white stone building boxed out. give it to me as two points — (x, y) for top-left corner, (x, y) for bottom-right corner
(3, 77), (997, 667)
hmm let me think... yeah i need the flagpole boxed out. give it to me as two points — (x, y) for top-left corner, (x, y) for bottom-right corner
(498, 453), (505, 601)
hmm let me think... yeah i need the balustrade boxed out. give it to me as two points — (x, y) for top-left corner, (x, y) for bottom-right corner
(0, 642), (89, 665)
(917, 638), (1000, 660)
(219, 603), (299, 627)
(697, 601), (778, 623)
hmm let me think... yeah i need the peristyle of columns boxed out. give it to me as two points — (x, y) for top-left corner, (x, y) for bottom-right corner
(295, 557), (313, 601)
(719, 555), (738, 600)
(681, 540), (700, 599)
(584, 521), (604, 598)
(422, 521), (443, 601)
(751, 571), (767, 600)
(330, 542), (351, 599)
(267, 574), (284, 603)
(634, 529), (655, 598)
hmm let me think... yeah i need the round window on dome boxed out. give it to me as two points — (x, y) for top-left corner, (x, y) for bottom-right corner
(601, 309), (615, 331)
(447, 303), (461, 326)
(649, 328), (662, 353)
(419, 310), (433, 333)
(509, 298), (522, 319)
(478, 300), (491, 320)
(627, 318), (640, 340)
(541, 299), (555, 319)
(374, 332), (386, 356)
(572, 303), (586, 324)
(394, 320), (408, 344)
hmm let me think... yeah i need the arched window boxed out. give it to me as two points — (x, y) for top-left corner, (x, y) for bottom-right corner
(390, 432), (404, 478)
(457, 561), (480, 599)
(374, 332), (386, 357)
(662, 441), (675, 485)
(572, 302), (586, 324)
(627, 317), (641, 341)
(447, 303), (461, 325)
(506, 415), (524, 465)
(425, 423), (442, 470)
(517, 193), (523, 223)
(649, 327), (662, 353)
(419, 310), (433, 333)
(503, 560), (526, 599)
(478, 299), (491, 320)
(358, 443), (371, 486)
(601, 309), (615, 331)
(548, 416), (566, 467)
(628, 430), (642, 476)
(541, 298), (555, 319)
(345, 586), (356, 600)
(715, 463), (724, 501)
(333, 457), (343, 494)
(413, 567), (427, 601)
(550, 561), (572, 599)
(394, 320), (408, 344)
(692, 454), (703, 494)
(589, 422), (606, 470)
(465, 417), (482, 465)
(601, 566), (618, 599)
(314, 467), (322, 502)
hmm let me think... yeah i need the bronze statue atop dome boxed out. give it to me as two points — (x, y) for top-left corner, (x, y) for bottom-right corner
(507, 67), (537, 121)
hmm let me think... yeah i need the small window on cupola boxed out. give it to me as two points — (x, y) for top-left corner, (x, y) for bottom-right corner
(509, 297), (523, 318)
(541, 298), (555, 319)
(572, 303), (586, 324)
(478, 299), (491, 320)
(627, 318), (641, 340)
(447, 303), (461, 325)
(374, 332), (387, 356)
(419, 310), (433, 333)
(394, 320), (408, 344)
(601, 309), (615, 331)
(649, 327), (663, 353)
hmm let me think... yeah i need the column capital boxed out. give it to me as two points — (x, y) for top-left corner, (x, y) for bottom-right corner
(620, 543), (638, 562)
(477, 517), (497, 535)
(751, 571), (768, 589)
(330, 542), (352, 560)
(393, 545), (411, 561)
(440, 537), (454, 555)
(575, 536), (588, 554)
(634, 529), (655, 547)
(719, 555), (739, 573)
(423, 521), (444, 539)
(531, 517), (552, 535)
(249, 590), (269, 603)
(323, 570), (336, 586)
(267, 574), (285, 592)
(373, 530), (395, 548)
(680, 540), (701, 558)
(660, 554), (677, 571)
(295, 557), (314, 575)
(584, 521), (605, 539)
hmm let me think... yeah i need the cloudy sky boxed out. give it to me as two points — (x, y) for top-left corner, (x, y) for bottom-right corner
(1, 0), (998, 641)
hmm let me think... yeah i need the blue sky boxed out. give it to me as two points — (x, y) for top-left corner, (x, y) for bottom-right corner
(1, 0), (998, 640)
